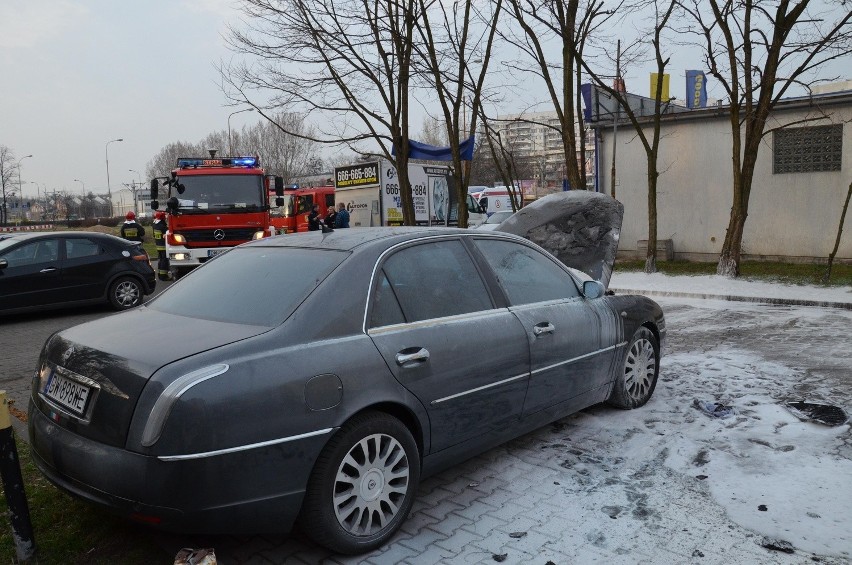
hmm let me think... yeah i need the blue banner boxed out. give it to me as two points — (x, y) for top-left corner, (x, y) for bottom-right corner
(686, 70), (707, 109)
(393, 135), (476, 161)
(581, 83), (593, 122)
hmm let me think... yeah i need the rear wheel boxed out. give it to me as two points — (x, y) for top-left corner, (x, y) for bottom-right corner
(608, 327), (659, 409)
(108, 276), (143, 310)
(300, 412), (420, 554)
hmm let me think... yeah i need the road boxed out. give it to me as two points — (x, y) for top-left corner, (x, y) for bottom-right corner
(2, 294), (850, 564)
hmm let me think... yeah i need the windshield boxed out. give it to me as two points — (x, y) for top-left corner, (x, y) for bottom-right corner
(147, 247), (347, 326)
(172, 174), (264, 213)
(466, 194), (483, 214)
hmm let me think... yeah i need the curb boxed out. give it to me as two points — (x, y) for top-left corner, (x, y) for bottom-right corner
(610, 287), (852, 310)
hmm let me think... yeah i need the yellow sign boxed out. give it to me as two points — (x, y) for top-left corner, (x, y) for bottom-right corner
(650, 73), (670, 101)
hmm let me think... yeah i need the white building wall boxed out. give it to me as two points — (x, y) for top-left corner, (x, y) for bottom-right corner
(596, 104), (852, 262)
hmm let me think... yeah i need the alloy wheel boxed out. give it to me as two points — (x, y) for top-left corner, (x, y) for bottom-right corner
(332, 433), (410, 536)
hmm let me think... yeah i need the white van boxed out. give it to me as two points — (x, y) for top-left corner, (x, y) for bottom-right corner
(469, 186), (521, 217)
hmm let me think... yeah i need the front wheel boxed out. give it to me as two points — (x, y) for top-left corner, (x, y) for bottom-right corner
(300, 412), (420, 554)
(108, 276), (143, 310)
(608, 327), (660, 409)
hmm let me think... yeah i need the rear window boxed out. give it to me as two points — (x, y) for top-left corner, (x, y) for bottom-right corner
(147, 247), (347, 326)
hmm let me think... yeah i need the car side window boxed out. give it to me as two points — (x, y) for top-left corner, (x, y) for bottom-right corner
(1, 239), (59, 267)
(369, 271), (406, 328)
(474, 239), (580, 305)
(66, 238), (101, 259)
(378, 240), (492, 324)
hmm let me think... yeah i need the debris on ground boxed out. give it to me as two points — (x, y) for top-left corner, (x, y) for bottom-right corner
(785, 402), (848, 426)
(492, 553), (508, 562)
(693, 399), (736, 419)
(174, 548), (217, 565)
(760, 537), (795, 554)
(509, 531), (527, 539)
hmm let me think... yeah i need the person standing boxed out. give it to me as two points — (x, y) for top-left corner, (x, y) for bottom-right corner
(120, 211), (145, 243)
(334, 202), (350, 228)
(152, 211), (172, 281)
(307, 204), (322, 231)
(325, 205), (337, 229)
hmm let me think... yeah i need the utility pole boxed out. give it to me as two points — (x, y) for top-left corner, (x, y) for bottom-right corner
(610, 40), (621, 200)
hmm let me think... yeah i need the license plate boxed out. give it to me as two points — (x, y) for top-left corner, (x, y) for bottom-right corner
(208, 249), (226, 258)
(44, 372), (91, 416)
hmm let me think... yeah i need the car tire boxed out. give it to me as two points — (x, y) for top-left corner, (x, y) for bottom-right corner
(300, 412), (420, 554)
(108, 276), (143, 310)
(608, 327), (660, 409)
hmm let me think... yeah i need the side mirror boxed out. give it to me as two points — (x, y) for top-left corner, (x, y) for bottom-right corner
(150, 179), (159, 200)
(276, 197), (284, 207)
(176, 183), (186, 195)
(274, 176), (284, 196)
(583, 280), (605, 299)
(150, 200), (160, 210)
(0, 258), (7, 270)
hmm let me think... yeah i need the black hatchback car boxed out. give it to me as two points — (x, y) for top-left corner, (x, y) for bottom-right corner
(0, 231), (156, 315)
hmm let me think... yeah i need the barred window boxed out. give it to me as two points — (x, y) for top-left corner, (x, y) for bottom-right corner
(773, 124), (843, 174)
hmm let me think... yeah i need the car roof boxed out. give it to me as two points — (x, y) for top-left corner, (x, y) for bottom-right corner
(0, 231), (124, 243)
(246, 226), (525, 253)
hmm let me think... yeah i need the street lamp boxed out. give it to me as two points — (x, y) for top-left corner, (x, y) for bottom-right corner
(105, 138), (123, 217)
(228, 108), (254, 156)
(74, 179), (86, 196)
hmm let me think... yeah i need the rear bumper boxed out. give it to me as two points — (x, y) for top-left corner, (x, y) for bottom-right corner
(28, 399), (327, 534)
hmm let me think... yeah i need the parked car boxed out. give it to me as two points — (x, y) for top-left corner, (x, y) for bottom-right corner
(0, 231), (156, 315)
(472, 210), (514, 231)
(28, 227), (665, 554)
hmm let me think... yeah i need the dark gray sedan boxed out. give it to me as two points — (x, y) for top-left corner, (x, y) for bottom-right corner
(28, 227), (665, 554)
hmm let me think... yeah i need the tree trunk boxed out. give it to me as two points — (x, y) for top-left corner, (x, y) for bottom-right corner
(644, 152), (659, 274)
(824, 180), (852, 283)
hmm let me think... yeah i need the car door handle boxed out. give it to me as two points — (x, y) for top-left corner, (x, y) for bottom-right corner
(533, 322), (555, 336)
(396, 348), (430, 366)
(39, 268), (57, 273)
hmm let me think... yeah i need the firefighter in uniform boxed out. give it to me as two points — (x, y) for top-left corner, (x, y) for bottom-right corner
(120, 211), (145, 243)
(152, 211), (173, 281)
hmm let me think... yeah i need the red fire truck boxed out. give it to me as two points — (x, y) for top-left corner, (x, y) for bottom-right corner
(150, 155), (283, 276)
(269, 185), (335, 234)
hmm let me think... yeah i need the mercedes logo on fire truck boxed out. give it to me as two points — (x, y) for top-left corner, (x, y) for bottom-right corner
(213, 229), (225, 241)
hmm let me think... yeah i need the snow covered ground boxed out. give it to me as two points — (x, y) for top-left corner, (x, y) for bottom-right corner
(163, 276), (852, 563)
(610, 272), (852, 307)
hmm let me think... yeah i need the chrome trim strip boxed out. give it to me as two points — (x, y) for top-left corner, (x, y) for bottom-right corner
(531, 341), (628, 376)
(430, 373), (528, 405)
(157, 428), (335, 461)
(368, 308), (509, 336)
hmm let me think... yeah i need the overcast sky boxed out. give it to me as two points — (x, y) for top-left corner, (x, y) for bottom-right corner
(1, 0), (240, 200)
(2, 1), (849, 202)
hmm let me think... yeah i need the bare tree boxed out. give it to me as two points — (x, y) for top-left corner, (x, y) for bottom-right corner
(579, 0), (678, 273)
(239, 113), (321, 182)
(682, 0), (852, 277)
(415, 0), (504, 227)
(0, 146), (20, 226)
(145, 141), (204, 181)
(502, 0), (618, 191)
(223, 0), (422, 224)
(823, 179), (852, 283)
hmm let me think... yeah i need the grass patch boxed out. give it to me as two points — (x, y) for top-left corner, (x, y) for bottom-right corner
(0, 434), (167, 564)
(614, 259), (852, 287)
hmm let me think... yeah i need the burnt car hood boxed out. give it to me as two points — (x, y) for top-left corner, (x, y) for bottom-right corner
(35, 307), (267, 448)
(495, 191), (623, 289)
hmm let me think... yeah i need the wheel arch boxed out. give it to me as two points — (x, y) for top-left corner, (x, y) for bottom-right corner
(346, 401), (426, 460)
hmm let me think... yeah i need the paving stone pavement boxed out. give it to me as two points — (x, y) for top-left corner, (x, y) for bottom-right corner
(3, 288), (850, 564)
